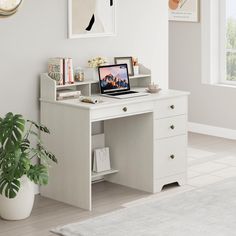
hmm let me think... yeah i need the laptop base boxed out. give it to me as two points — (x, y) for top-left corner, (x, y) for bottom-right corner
(102, 91), (149, 99)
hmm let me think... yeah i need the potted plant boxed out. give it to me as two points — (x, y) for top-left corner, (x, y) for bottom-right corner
(0, 112), (57, 220)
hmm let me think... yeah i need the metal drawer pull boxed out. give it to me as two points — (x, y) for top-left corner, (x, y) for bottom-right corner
(170, 105), (175, 110)
(123, 107), (128, 112)
(170, 125), (175, 130)
(170, 155), (175, 159)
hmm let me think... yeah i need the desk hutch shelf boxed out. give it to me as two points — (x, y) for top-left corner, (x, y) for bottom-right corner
(40, 64), (151, 101)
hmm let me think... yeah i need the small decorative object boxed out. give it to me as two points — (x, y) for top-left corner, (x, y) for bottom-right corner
(80, 96), (98, 104)
(88, 57), (107, 68)
(87, 57), (108, 81)
(93, 147), (111, 173)
(114, 57), (134, 76)
(146, 83), (162, 94)
(68, 0), (116, 39)
(0, 0), (23, 17)
(132, 57), (139, 76)
(169, 0), (199, 22)
(0, 113), (57, 220)
(74, 67), (85, 82)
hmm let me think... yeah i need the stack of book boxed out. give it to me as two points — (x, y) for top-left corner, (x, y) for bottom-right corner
(57, 89), (81, 100)
(48, 58), (74, 85)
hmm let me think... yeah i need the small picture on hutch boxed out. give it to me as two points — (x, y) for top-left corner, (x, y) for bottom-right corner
(114, 57), (134, 76)
(68, 0), (116, 39)
(169, 0), (199, 22)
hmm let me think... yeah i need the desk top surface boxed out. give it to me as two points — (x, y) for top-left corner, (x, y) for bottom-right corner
(41, 89), (190, 110)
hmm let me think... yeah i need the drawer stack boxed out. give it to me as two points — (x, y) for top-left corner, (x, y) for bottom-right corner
(154, 96), (188, 192)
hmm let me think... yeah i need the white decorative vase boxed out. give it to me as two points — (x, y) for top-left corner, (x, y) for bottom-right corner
(0, 176), (35, 221)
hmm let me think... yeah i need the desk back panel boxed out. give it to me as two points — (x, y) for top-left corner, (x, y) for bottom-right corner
(104, 113), (154, 193)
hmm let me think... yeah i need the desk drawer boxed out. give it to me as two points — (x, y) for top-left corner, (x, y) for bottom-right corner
(155, 96), (187, 119)
(155, 135), (187, 179)
(91, 101), (153, 121)
(155, 115), (187, 139)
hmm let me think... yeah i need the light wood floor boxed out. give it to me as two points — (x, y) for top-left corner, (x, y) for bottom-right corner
(1, 132), (236, 236)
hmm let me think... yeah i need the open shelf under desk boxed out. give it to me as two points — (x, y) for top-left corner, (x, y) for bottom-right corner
(92, 169), (119, 181)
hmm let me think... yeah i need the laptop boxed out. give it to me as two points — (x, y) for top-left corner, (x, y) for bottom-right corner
(98, 64), (148, 99)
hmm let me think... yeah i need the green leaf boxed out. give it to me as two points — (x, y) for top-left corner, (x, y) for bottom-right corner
(20, 139), (30, 152)
(0, 177), (20, 199)
(30, 144), (57, 165)
(0, 149), (30, 180)
(44, 150), (57, 164)
(27, 120), (50, 134)
(27, 164), (49, 185)
(0, 113), (25, 151)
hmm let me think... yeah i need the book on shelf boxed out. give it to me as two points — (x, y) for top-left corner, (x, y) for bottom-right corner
(48, 58), (63, 85)
(48, 57), (74, 85)
(57, 89), (81, 100)
(93, 147), (111, 173)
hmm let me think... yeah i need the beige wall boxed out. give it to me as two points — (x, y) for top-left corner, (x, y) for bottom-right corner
(0, 0), (169, 121)
(169, 21), (236, 130)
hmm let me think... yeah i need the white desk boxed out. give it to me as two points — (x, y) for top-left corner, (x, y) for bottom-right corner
(40, 87), (189, 211)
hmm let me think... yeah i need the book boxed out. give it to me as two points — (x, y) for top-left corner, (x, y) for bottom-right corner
(68, 58), (74, 84)
(57, 89), (81, 100)
(48, 58), (63, 85)
(48, 57), (74, 85)
(93, 148), (111, 173)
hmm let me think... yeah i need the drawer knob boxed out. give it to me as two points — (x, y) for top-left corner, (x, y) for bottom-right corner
(170, 125), (175, 130)
(123, 107), (128, 112)
(170, 155), (175, 159)
(170, 105), (175, 110)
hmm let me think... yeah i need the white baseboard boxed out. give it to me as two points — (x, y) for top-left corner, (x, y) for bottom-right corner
(188, 122), (236, 140)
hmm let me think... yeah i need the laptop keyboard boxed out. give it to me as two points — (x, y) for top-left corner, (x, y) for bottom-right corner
(108, 91), (138, 96)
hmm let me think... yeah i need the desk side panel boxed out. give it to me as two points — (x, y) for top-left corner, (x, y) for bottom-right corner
(40, 102), (91, 210)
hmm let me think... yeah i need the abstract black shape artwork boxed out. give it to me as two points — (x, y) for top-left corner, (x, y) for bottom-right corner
(69, 0), (116, 38)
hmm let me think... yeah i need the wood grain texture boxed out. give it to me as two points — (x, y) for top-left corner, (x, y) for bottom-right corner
(40, 101), (91, 210)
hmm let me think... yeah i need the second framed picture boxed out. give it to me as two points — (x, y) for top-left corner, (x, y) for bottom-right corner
(114, 57), (134, 76)
(169, 0), (199, 22)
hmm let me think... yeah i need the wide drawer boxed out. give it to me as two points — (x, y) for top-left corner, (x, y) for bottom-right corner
(154, 135), (187, 179)
(155, 115), (187, 139)
(91, 101), (154, 121)
(155, 96), (187, 119)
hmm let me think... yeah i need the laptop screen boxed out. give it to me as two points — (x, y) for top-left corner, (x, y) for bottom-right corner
(98, 64), (130, 94)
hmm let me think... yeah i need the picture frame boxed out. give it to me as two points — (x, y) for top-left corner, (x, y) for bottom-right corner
(169, 0), (199, 22)
(114, 57), (134, 76)
(68, 0), (116, 39)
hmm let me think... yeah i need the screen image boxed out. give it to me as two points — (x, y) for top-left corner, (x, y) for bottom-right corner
(99, 65), (129, 93)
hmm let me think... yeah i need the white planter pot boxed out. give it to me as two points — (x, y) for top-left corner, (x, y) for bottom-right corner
(0, 176), (35, 221)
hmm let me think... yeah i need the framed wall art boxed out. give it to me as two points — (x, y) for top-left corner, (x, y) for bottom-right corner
(169, 0), (199, 22)
(114, 57), (134, 76)
(68, 0), (116, 39)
